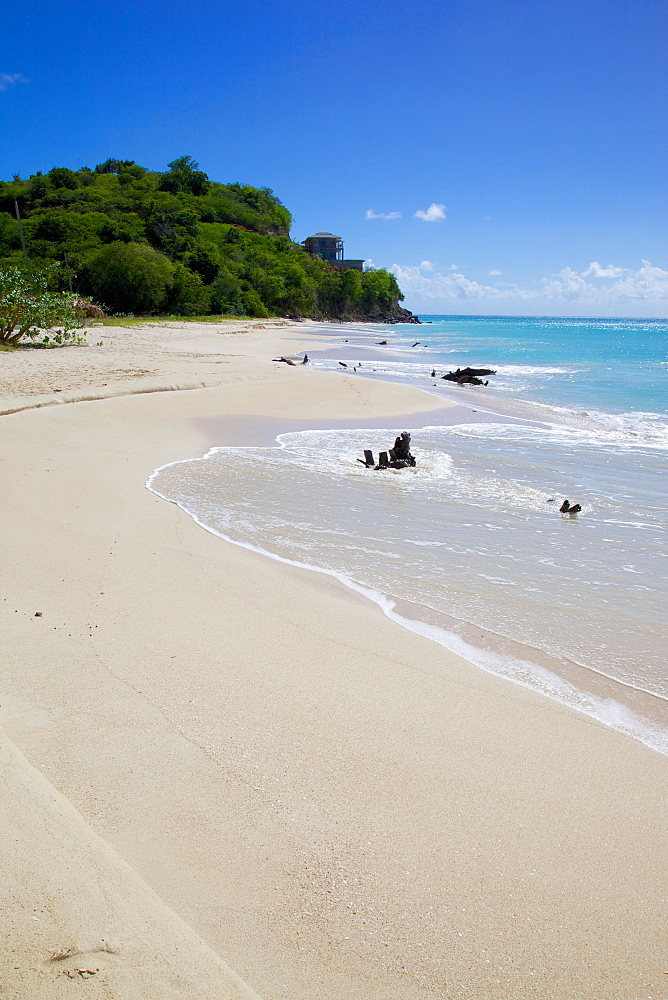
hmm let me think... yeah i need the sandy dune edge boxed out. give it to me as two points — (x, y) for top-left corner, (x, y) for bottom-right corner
(1, 321), (666, 999)
(0, 729), (261, 999)
(0, 318), (305, 415)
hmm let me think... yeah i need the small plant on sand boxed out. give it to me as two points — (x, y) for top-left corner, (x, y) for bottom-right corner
(0, 265), (86, 346)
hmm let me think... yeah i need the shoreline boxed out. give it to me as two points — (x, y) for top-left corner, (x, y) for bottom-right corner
(148, 438), (668, 757)
(2, 320), (667, 999)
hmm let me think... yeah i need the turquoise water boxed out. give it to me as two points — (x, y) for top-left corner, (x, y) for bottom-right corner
(416, 315), (667, 414)
(149, 316), (668, 754)
(314, 315), (667, 443)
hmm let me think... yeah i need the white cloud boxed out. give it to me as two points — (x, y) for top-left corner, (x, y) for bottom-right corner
(488, 269), (502, 276)
(540, 268), (591, 300)
(594, 260), (668, 301)
(414, 202), (447, 222)
(390, 259), (668, 315)
(0, 73), (26, 93)
(581, 261), (627, 278)
(419, 260), (435, 271)
(365, 209), (402, 220)
(391, 263), (524, 302)
(448, 264), (459, 271)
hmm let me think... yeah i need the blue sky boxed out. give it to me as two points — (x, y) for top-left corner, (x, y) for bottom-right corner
(2, 0), (666, 315)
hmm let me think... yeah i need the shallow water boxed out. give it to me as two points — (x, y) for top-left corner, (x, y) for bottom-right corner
(148, 316), (668, 753)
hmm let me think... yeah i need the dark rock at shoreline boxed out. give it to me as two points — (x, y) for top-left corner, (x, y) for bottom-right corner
(441, 366), (496, 384)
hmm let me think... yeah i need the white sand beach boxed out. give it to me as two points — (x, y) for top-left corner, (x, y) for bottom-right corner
(1, 320), (666, 999)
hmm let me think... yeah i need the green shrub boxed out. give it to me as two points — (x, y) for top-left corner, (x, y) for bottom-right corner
(168, 262), (210, 315)
(79, 242), (174, 314)
(48, 167), (79, 190)
(0, 265), (85, 345)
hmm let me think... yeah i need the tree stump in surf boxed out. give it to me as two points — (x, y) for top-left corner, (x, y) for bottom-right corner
(357, 432), (416, 470)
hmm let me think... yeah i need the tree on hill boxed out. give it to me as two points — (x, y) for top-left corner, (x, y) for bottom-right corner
(0, 158), (411, 320)
(94, 158), (139, 174)
(48, 167), (79, 190)
(159, 156), (209, 196)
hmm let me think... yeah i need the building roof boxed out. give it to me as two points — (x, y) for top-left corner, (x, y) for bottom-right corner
(305, 232), (341, 240)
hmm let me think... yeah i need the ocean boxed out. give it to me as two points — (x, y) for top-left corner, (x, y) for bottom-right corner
(148, 316), (668, 754)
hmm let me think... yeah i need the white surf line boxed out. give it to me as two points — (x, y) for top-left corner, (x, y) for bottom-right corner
(146, 454), (668, 758)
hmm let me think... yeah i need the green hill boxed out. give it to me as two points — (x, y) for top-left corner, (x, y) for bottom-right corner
(0, 157), (414, 321)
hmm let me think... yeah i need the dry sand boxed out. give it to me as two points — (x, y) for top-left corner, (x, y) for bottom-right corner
(1, 321), (666, 999)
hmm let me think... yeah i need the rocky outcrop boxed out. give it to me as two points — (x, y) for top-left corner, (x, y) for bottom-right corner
(377, 305), (420, 324)
(310, 305), (420, 324)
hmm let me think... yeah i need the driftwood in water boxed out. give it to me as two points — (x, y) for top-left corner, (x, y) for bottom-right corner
(559, 500), (582, 514)
(273, 354), (310, 366)
(358, 432), (416, 470)
(441, 366), (496, 385)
